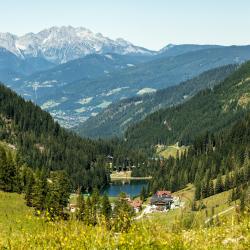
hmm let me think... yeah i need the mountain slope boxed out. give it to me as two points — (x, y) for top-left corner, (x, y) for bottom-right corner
(0, 26), (154, 64)
(125, 61), (250, 149)
(158, 44), (221, 57)
(11, 53), (152, 99)
(30, 45), (250, 128)
(75, 64), (237, 138)
(0, 83), (117, 190)
(0, 47), (54, 82)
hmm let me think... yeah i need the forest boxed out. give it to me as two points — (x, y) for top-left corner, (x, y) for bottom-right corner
(0, 84), (146, 191)
(133, 113), (250, 203)
(125, 61), (250, 150)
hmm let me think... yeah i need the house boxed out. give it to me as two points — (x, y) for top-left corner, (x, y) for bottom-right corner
(150, 190), (173, 210)
(156, 191), (172, 197)
(130, 200), (142, 213)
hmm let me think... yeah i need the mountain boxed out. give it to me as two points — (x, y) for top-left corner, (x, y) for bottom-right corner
(0, 83), (117, 190)
(158, 44), (221, 57)
(75, 64), (237, 138)
(0, 47), (54, 83)
(33, 45), (250, 128)
(0, 26), (155, 64)
(12, 53), (152, 95)
(124, 61), (250, 149)
(1, 38), (250, 129)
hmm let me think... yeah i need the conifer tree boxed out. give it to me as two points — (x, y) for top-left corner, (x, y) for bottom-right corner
(224, 172), (230, 191)
(91, 188), (101, 225)
(84, 195), (92, 225)
(32, 170), (48, 211)
(240, 192), (245, 212)
(140, 186), (147, 202)
(215, 174), (224, 194)
(101, 193), (112, 220)
(0, 147), (17, 192)
(195, 182), (201, 200)
(76, 193), (85, 221)
(25, 170), (35, 207)
(46, 171), (71, 218)
(208, 180), (214, 197)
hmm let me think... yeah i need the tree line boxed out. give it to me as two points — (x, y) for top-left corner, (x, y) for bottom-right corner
(0, 84), (146, 191)
(132, 114), (250, 203)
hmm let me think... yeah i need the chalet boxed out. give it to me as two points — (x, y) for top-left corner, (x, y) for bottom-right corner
(130, 200), (142, 213)
(150, 190), (173, 209)
(156, 191), (172, 197)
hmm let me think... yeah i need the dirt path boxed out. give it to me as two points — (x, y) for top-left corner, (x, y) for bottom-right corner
(205, 206), (235, 224)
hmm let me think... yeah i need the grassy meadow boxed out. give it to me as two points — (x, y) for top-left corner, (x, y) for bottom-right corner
(157, 143), (189, 159)
(0, 187), (249, 249)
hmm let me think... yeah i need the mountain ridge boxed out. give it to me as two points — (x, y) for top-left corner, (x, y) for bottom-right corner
(75, 64), (238, 138)
(0, 26), (155, 64)
(124, 61), (250, 149)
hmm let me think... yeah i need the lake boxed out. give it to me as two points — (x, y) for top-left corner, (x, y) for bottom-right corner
(103, 179), (149, 197)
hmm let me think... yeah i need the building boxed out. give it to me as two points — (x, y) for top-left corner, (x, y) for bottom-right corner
(150, 190), (173, 210)
(130, 200), (142, 213)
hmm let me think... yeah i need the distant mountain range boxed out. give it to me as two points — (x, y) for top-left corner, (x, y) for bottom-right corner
(0, 26), (250, 130)
(0, 26), (154, 64)
(12, 45), (250, 128)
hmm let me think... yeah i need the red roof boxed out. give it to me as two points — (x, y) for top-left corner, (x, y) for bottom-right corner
(130, 200), (142, 208)
(156, 191), (172, 197)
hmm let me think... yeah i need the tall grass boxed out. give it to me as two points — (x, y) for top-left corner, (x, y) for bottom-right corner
(0, 191), (249, 249)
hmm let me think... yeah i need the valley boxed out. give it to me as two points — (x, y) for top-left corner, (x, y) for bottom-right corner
(0, 15), (249, 249)
(2, 28), (250, 129)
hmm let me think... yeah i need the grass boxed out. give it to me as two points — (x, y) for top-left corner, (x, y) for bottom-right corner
(0, 141), (16, 157)
(0, 192), (45, 243)
(0, 190), (249, 249)
(156, 143), (189, 159)
(144, 184), (239, 230)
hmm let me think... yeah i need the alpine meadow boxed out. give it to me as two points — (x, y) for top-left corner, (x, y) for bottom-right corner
(0, 1), (249, 249)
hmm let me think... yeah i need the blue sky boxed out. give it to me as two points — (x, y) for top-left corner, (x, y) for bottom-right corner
(1, 0), (250, 50)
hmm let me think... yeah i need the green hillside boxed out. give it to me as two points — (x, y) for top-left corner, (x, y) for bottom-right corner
(76, 65), (237, 138)
(0, 190), (249, 249)
(0, 84), (141, 191)
(125, 61), (250, 149)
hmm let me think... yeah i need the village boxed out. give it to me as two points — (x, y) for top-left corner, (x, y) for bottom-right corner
(69, 189), (184, 219)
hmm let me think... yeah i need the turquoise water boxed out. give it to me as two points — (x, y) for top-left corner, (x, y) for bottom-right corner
(103, 179), (149, 197)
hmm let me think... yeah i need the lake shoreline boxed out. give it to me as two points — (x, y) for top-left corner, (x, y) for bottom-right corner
(110, 176), (152, 181)
(110, 170), (152, 181)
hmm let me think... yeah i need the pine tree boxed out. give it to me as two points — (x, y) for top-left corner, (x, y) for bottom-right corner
(140, 186), (147, 202)
(101, 193), (112, 220)
(25, 170), (35, 207)
(240, 192), (245, 212)
(201, 181), (208, 198)
(91, 188), (101, 225)
(195, 182), (201, 200)
(215, 174), (224, 194)
(46, 171), (71, 219)
(224, 172), (230, 191)
(0, 147), (17, 192)
(208, 180), (214, 197)
(84, 195), (92, 225)
(113, 193), (135, 232)
(32, 170), (48, 211)
(76, 193), (85, 221)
